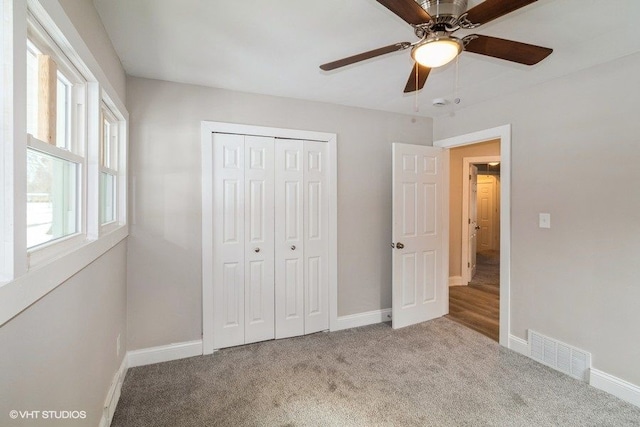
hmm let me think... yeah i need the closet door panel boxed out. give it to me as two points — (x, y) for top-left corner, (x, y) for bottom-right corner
(304, 141), (329, 334)
(244, 136), (275, 344)
(275, 140), (305, 339)
(212, 133), (245, 349)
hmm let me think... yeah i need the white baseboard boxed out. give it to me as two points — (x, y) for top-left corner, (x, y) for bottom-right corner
(508, 334), (529, 356)
(99, 355), (128, 427)
(448, 276), (463, 286)
(331, 308), (392, 332)
(127, 340), (203, 368)
(590, 368), (640, 408)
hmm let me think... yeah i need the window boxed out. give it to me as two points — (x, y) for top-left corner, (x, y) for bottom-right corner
(26, 142), (79, 247)
(1, 1), (128, 324)
(100, 103), (119, 226)
(25, 17), (86, 251)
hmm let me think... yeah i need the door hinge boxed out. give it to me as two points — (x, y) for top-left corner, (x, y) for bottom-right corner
(468, 218), (471, 224)
(468, 262), (470, 268)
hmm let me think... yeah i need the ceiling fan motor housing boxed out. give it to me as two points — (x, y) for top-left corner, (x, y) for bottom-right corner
(417, 0), (468, 23)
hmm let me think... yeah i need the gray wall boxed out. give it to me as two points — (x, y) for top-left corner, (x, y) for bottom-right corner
(0, 241), (127, 426)
(126, 76), (433, 350)
(434, 53), (640, 386)
(59, 0), (126, 101)
(448, 140), (500, 278)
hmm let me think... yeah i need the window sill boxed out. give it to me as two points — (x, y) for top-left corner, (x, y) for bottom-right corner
(0, 224), (128, 326)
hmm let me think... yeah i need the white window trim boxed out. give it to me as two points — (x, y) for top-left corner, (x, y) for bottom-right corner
(28, 133), (83, 164)
(0, 0), (128, 326)
(1, 226), (128, 325)
(2, 0), (29, 282)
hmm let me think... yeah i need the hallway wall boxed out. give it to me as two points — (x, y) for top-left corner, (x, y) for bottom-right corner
(448, 140), (500, 279)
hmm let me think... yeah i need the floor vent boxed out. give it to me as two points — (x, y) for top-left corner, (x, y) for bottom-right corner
(528, 330), (591, 382)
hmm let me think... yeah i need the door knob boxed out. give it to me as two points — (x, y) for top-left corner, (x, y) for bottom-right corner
(291, 245), (296, 250)
(396, 242), (404, 249)
(254, 248), (260, 253)
(475, 225), (481, 230)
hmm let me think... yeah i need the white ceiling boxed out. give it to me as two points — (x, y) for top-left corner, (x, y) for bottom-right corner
(94, 0), (640, 117)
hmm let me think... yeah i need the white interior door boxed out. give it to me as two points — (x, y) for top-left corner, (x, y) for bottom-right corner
(392, 143), (446, 329)
(244, 136), (275, 344)
(275, 139), (305, 339)
(212, 133), (245, 349)
(303, 141), (329, 334)
(477, 175), (495, 251)
(468, 165), (478, 281)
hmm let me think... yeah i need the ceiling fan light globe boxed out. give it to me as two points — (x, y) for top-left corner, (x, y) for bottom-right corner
(412, 37), (462, 68)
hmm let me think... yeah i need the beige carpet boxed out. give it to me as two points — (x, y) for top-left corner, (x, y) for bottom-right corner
(113, 318), (640, 426)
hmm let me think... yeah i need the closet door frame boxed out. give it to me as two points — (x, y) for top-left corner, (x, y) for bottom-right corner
(201, 121), (337, 354)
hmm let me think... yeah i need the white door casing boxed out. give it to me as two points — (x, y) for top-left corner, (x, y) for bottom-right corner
(392, 143), (446, 329)
(469, 164), (478, 281)
(244, 136), (275, 344)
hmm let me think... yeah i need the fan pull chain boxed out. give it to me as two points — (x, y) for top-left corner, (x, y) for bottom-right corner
(414, 62), (419, 112)
(453, 55), (460, 109)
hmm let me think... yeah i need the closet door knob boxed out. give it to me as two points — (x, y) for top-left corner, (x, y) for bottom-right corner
(291, 245), (296, 251)
(254, 248), (260, 253)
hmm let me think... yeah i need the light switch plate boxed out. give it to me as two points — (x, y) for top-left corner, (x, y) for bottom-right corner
(539, 213), (551, 229)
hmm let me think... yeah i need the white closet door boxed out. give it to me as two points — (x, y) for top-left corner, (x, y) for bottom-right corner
(303, 141), (329, 334)
(212, 133), (245, 349)
(244, 136), (275, 344)
(275, 139), (305, 339)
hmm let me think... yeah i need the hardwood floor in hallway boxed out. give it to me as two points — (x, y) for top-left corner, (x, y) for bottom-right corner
(447, 250), (500, 341)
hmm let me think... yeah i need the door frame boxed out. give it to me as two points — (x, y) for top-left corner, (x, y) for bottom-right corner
(201, 121), (338, 354)
(461, 156), (500, 285)
(434, 124), (511, 347)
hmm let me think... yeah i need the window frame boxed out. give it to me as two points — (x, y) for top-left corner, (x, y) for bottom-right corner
(25, 11), (89, 264)
(26, 135), (85, 265)
(27, 12), (87, 155)
(0, 0), (129, 326)
(99, 97), (125, 235)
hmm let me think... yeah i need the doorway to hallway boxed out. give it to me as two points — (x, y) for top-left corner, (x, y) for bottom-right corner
(434, 124), (511, 347)
(444, 144), (501, 341)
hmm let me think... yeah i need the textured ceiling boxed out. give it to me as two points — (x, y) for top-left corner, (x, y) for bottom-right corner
(94, 0), (640, 117)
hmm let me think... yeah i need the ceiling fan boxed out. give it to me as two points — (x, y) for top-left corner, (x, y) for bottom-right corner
(320, 0), (553, 93)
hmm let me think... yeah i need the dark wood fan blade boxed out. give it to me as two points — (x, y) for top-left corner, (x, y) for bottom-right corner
(465, 35), (552, 65)
(404, 63), (431, 93)
(376, 0), (431, 25)
(466, 0), (537, 25)
(320, 43), (410, 71)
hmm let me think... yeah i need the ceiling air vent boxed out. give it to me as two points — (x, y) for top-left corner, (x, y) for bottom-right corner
(528, 330), (591, 382)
